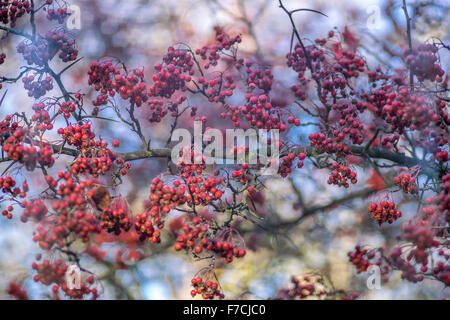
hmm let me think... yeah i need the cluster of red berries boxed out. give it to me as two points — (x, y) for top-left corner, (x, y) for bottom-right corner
(147, 95), (189, 123)
(286, 43), (322, 100)
(436, 148), (449, 162)
(87, 60), (118, 106)
(7, 281), (29, 300)
(46, 5), (70, 24)
(21, 199), (48, 222)
(278, 153), (302, 178)
(380, 133), (400, 149)
(433, 173), (449, 223)
(330, 103), (365, 145)
(364, 86), (439, 133)
(31, 102), (52, 131)
(368, 200), (402, 225)
(57, 122), (94, 149)
(328, 162), (357, 188)
(331, 48), (365, 79)
(432, 255), (450, 286)
(0, 52), (5, 64)
(175, 148), (205, 176)
(402, 224), (439, 264)
(45, 29), (78, 63)
(0, 0), (31, 27)
(100, 196), (132, 235)
(112, 70), (148, 105)
(0, 176), (27, 198)
(319, 49), (365, 101)
(174, 216), (209, 253)
(173, 216), (246, 262)
(32, 174), (101, 248)
(2, 128), (55, 171)
(150, 47), (194, 98)
(272, 275), (327, 300)
(404, 44), (445, 82)
(348, 245), (373, 273)
(22, 74), (53, 99)
(88, 61), (150, 107)
(196, 26), (241, 69)
(383, 88), (438, 132)
(146, 99), (166, 123)
(190, 276), (224, 300)
(70, 156), (109, 176)
(221, 94), (292, 131)
(309, 132), (350, 155)
(32, 257), (98, 299)
(394, 173), (418, 194)
(134, 211), (161, 243)
(135, 178), (188, 242)
(57, 101), (76, 118)
(245, 61), (273, 93)
(2, 205), (14, 219)
(230, 166), (250, 186)
(175, 151), (223, 205)
(389, 246), (425, 283)
(200, 73), (235, 103)
(17, 39), (50, 66)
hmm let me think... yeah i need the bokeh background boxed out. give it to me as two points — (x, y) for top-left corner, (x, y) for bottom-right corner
(0, 0), (449, 299)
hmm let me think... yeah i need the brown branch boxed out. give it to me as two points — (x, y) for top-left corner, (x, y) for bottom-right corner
(402, 0), (414, 89)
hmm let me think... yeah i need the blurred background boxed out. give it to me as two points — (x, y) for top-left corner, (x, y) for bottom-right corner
(0, 0), (449, 299)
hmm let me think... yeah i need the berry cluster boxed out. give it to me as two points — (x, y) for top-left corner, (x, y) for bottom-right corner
(134, 211), (161, 243)
(327, 162), (357, 188)
(57, 101), (76, 118)
(46, 5), (70, 24)
(32, 258), (98, 299)
(135, 177), (188, 243)
(17, 39), (50, 67)
(199, 73), (235, 103)
(150, 47), (194, 98)
(57, 123), (116, 161)
(279, 153), (296, 178)
(174, 216), (209, 253)
(196, 26), (241, 69)
(147, 95), (189, 123)
(309, 132), (350, 155)
(31, 102), (53, 131)
(404, 44), (445, 82)
(0, 0), (31, 27)
(394, 173), (419, 194)
(2, 205), (14, 219)
(368, 200), (402, 225)
(272, 275), (327, 300)
(100, 196), (132, 235)
(21, 199), (48, 222)
(45, 29), (78, 63)
(2, 127), (55, 171)
(0, 176), (28, 198)
(88, 61), (149, 107)
(190, 276), (224, 300)
(32, 174), (101, 248)
(22, 74), (53, 99)
(221, 94), (292, 131)
(363, 86), (439, 133)
(286, 43), (322, 100)
(7, 281), (29, 300)
(348, 245), (373, 273)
